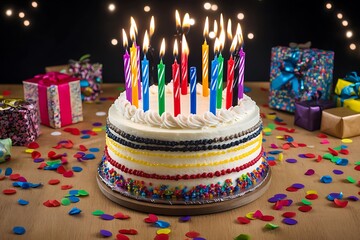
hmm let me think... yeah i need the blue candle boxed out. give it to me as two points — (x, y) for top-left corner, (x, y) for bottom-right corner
(141, 55), (149, 111)
(210, 57), (218, 115)
(190, 66), (197, 114)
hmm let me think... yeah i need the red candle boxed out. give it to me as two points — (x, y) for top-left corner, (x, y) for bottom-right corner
(226, 36), (237, 109)
(181, 34), (189, 95)
(172, 40), (181, 116)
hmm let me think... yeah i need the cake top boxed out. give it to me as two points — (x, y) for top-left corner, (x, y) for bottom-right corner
(114, 82), (258, 130)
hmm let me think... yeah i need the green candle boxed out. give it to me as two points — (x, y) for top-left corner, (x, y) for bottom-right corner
(157, 38), (166, 116)
(216, 53), (224, 108)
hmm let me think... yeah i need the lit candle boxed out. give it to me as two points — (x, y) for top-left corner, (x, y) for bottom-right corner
(172, 39), (181, 116)
(216, 31), (225, 109)
(237, 23), (245, 100)
(210, 39), (220, 115)
(122, 29), (132, 103)
(232, 35), (240, 107)
(181, 34), (189, 95)
(202, 17), (209, 97)
(131, 17), (141, 101)
(148, 16), (156, 86)
(190, 66), (197, 114)
(129, 25), (138, 108)
(157, 38), (166, 116)
(226, 36), (237, 109)
(142, 30), (150, 112)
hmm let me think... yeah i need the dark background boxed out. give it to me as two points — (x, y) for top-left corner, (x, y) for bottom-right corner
(0, 0), (359, 84)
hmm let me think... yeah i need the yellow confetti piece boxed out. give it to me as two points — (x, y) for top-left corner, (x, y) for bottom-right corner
(342, 138), (353, 143)
(266, 114), (276, 120)
(276, 135), (284, 139)
(156, 228), (171, 234)
(24, 149), (34, 153)
(278, 153), (283, 161)
(245, 212), (256, 220)
(306, 190), (318, 195)
(92, 127), (103, 132)
(263, 128), (272, 133)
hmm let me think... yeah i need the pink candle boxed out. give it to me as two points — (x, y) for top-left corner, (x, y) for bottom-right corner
(172, 40), (181, 116)
(181, 35), (189, 95)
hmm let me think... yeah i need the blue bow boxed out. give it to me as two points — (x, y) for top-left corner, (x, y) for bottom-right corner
(271, 49), (305, 96)
(344, 71), (360, 83)
(340, 82), (360, 99)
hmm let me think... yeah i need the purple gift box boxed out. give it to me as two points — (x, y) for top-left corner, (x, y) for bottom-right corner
(0, 99), (40, 146)
(294, 99), (335, 131)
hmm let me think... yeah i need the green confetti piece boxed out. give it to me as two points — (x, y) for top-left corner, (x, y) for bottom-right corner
(347, 176), (356, 183)
(333, 146), (342, 151)
(117, 86), (125, 91)
(78, 189), (89, 196)
(322, 153), (334, 160)
(265, 223), (279, 229)
(267, 123), (276, 130)
(331, 156), (340, 163)
(354, 161), (360, 165)
(234, 234), (251, 240)
(61, 198), (71, 206)
(301, 199), (312, 205)
(92, 210), (105, 216)
(46, 160), (62, 166)
(264, 132), (272, 136)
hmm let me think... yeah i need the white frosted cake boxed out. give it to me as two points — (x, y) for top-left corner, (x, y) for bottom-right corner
(98, 82), (269, 203)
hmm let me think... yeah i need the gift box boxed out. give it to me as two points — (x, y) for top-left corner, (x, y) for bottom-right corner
(0, 138), (12, 163)
(269, 46), (334, 113)
(0, 99), (40, 145)
(69, 54), (102, 102)
(23, 72), (83, 129)
(320, 107), (360, 138)
(333, 72), (360, 112)
(294, 97), (335, 131)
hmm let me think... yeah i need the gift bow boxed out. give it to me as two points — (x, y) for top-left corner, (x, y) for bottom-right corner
(344, 71), (360, 83)
(339, 72), (360, 98)
(0, 99), (33, 111)
(271, 49), (307, 96)
(35, 72), (72, 86)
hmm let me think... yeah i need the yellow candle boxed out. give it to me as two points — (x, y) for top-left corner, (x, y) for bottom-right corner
(202, 17), (209, 97)
(130, 26), (138, 108)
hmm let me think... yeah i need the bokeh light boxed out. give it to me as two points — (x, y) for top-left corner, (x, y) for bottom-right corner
(211, 4), (218, 11)
(31, 1), (38, 8)
(6, 9), (13, 16)
(247, 33), (254, 40)
(204, 2), (211, 10)
(209, 31), (216, 39)
(342, 20), (348, 27)
(24, 20), (30, 26)
(237, 13), (245, 20)
(144, 6), (151, 12)
(19, 12), (25, 18)
(111, 39), (118, 45)
(325, 3), (332, 10)
(337, 13), (343, 19)
(349, 43), (356, 50)
(346, 30), (353, 38)
(189, 18), (195, 26)
(108, 3), (115, 12)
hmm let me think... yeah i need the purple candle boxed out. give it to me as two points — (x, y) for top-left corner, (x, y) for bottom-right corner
(238, 47), (245, 100)
(122, 29), (132, 102)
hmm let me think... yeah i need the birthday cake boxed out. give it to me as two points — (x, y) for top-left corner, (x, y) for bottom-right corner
(98, 82), (269, 205)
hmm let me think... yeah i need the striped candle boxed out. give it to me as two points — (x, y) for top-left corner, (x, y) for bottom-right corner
(190, 66), (197, 114)
(238, 48), (245, 100)
(210, 57), (218, 115)
(136, 45), (142, 100)
(141, 55), (149, 112)
(130, 43), (138, 108)
(123, 50), (132, 103)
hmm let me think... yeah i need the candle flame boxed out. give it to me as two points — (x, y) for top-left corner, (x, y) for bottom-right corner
(230, 34), (237, 53)
(130, 25), (136, 43)
(219, 29), (225, 52)
(159, 38), (165, 58)
(182, 13), (190, 34)
(236, 23), (244, 46)
(203, 16), (209, 38)
(122, 28), (128, 48)
(182, 34), (189, 55)
(130, 16), (138, 36)
(219, 13), (224, 32)
(214, 38), (220, 53)
(173, 39), (178, 57)
(150, 16), (155, 39)
(175, 10), (181, 31)
(213, 20), (218, 36)
(227, 19), (232, 40)
(143, 30), (149, 54)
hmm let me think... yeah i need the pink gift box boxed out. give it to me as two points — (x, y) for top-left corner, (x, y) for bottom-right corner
(23, 72), (83, 128)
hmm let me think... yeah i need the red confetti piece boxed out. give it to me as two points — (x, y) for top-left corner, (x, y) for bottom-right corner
(154, 234), (169, 240)
(260, 215), (275, 221)
(339, 149), (349, 155)
(116, 234), (130, 240)
(27, 142), (40, 149)
(48, 151), (56, 158)
(273, 201), (283, 210)
(237, 216), (251, 224)
(275, 121), (287, 125)
(61, 185), (73, 190)
(268, 161), (276, 166)
(56, 165), (66, 174)
(282, 143), (290, 150)
(52, 144), (63, 149)
(79, 145), (88, 151)
(354, 165), (360, 171)
(114, 212), (130, 219)
(298, 205), (312, 212)
(290, 142), (299, 148)
(118, 229), (138, 235)
(43, 200), (61, 207)
(316, 155), (322, 162)
(275, 127), (288, 131)
(334, 198), (348, 208)
(64, 128), (81, 135)
(185, 231), (200, 238)
(9, 173), (21, 181)
(285, 128), (295, 133)
(0, 175), (6, 181)
(3, 189), (17, 195)
(48, 179), (60, 185)
(282, 212), (296, 218)
(328, 148), (338, 156)
(38, 162), (47, 169)
(63, 170), (74, 178)
(144, 213), (158, 223)
(286, 186), (298, 192)
(305, 194), (318, 200)
(31, 151), (41, 159)
(260, 87), (268, 91)
(304, 153), (316, 158)
(317, 133), (328, 138)
(298, 143), (307, 147)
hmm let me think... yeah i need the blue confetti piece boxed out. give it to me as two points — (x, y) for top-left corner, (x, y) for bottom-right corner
(320, 175), (332, 184)
(81, 135), (90, 139)
(327, 192), (343, 201)
(244, 86), (251, 93)
(336, 158), (348, 166)
(69, 207), (81, 215)
(5, 167), (12, 176)
(69, 190), (79, 195)
(18, 199), (29, 205)
(89, 148), (100, 152)
(84, 153), (95, 160)
(13, 226), (26, 235)
(155, 220), (170, 228)
(0, 168), (2, 174)
(268, 150), (282, 155)
(266, 156), (276, 161)
(30, 183), (42, 188)
(69, 196), (80, 203)
(72, 166), (83, 172)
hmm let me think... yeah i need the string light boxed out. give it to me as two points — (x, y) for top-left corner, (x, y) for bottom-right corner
(5, 9), (13, 16)
(346, 30), (353, 38)
(349, 43), (356, 50)
(19, 12), (25, 18)
(325, 3), (332, 10)
(189, 18), (195, 26)
(111, 39), (118, 45)
(211, 4), (218, 11)
(144, 6), (150, 12)
(204, 2), (211, 10)
(247, 33), (254, 40)
(108, 3), (115, 12)
(24, 20), (30, 26)
(237, 13), (245, 20)
(31, 1), (38, 8)
(342, 20), (348, 27)
(336, 13), (343, 19)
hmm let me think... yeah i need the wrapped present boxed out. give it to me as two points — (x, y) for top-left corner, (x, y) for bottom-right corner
(0, 99), (40, 145)
(333, 72), (360, 112)
(269, 46), (334, 113)
(23, 72), (83, 129)
(320, 107), (360, 138)
(294, 91), (335, 131)
(69, 54), (102, 102)
(0, 138), (12, 163)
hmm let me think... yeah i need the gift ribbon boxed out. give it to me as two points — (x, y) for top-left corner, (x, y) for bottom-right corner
(343, 71), (360, 83)
(340, 82), (360, 99)
(270, 49), (304, 96)
(36, 72), (74, 127)
(0, 99), (35, 111)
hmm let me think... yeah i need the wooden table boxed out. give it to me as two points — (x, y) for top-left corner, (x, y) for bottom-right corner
(1, 83), (360, 240)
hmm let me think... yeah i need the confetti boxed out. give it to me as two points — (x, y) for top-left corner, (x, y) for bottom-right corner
(334, 198), (348, 208)
(341, 138), (353, 143)
(282, 212), (296, 218)
(336, 158), (348, 166)
(100, 229), (112, 237)
(260, 215), (275, 221)
(3, 189), (16, 195)
(347, 196), (359, 201)
(320, 139), (330, 144)
(320, 175), (332, 183)
(96, 111), (106, 116)
(48, 179), (60, 185)
(5, 167), (12, 176)
(43, 200), (61, 207)
(69, 207), (81, 215)
(154, 234), (169, 240)
(72, 166), (83, 172)
(89, 147), (100, 152)
(327, 192), (343, 201)
(179, 216), (191, 222)
(245, 212), (256, 220)
(186, 231), (200, 238)
(234, 234), (251, 240)
(101, 214), (115, 220)
(282, 218), (297, 225)
(144, 213), (158, 223)
(298, 205), (312, 212)
(114, 212), (130, 219)
(286, 158), (297, 163)
(346, 176), (356, 183)
(305, 194), (318, 200)
(18, 199), (29, 205)
(116, 234), (130, 240)
(13, 226), (26, 235)
(264, 223), (279, 229)
(61, 198), (71, 206)
(27, 142), (39, 149)
(304, 169), (315, 175)
(301, 199), (312, 205)
(51, 131), (62, 136)
(156, 228), (171, 234)
(155, 220), (170, 228)
(237, 217), (251, 224)
(92, 210), (105, 216)
(292, 183), (305, 189)
(119, 229), (138, 235)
